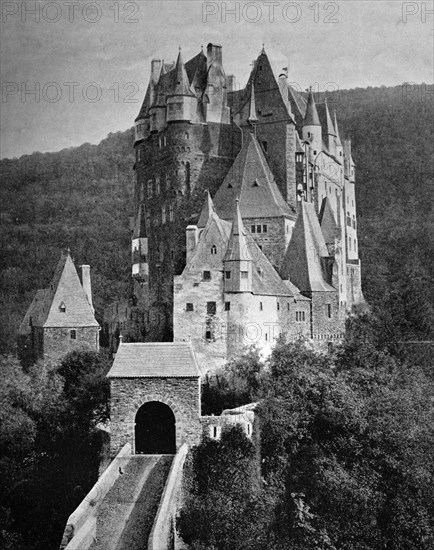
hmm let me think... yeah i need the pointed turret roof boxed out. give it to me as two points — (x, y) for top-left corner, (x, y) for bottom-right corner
(19, 251), (99, 333)
(172, 48), (195, 97)
(303, 89), (321, 126)
(197, 190), (215, 228)
(247, 82), (258, 124)
(224, 200), (252, 262)
(280, 202), (334, 293)
(334, 110), (343, 148)
(322, 98), (336, 136)
(213, 133), (293, 220)
(319, 197), (340, 245)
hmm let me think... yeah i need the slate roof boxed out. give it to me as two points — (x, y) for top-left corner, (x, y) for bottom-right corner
(317, 100), (336, 136)
(188, 195), (294, 297)
(107, 342), (200, 378)
(19, 252), (99, 332)
(319, 197), (340, 245)
(213, 133), (293, 220)
(303, 90), (321, 126)
(281, 201), (335, 293)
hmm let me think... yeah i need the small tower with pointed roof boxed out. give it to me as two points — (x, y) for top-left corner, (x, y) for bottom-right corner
(223, 200), (253, 293)
(166, 48), (197, 123)
(302, 88), (322, 156)
(18, 250), (100, 366)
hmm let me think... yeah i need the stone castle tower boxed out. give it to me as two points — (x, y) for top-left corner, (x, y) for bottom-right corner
(18, 250), (100, 366)
(124, 43), (363, 369)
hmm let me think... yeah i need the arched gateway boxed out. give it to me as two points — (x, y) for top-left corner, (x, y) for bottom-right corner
(135, 401), (176, 454)
(107, 342), (202, 456)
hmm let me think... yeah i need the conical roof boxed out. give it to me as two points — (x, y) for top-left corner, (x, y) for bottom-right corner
(247, 82), (258, 124)
(334, 110), (343, 147)
(303, 89), (321, 126)
(213, 133), (293, 219)
(224, 200), (252, 262)
(172, 49), (195, 97)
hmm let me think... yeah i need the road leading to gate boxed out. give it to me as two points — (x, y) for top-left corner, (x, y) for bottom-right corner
(89, 455), (173, 550)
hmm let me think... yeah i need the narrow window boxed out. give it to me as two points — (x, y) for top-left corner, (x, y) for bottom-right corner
(166, 174), (170, 190)
(70, 329), (77, 340)
(225, 271), (231, 279)
(302, 311), (305, 321)
(265, 333), (268, 341)
(203, 271), (211, 280)
(210, 245), (217, 255)
(241, 271), (248, 279)
(259, 302), (263, 311)
(251, 225), (256, 233)
(207, 302), (216, 315)
(147, 180), (153, 197)
(225, 302), (230, 311)
(277, 302), (280, 311)
(161, 205), (166, 224)
(326, 304), (332, 318)
(186, 303), (194, 312)
(256, 225), (262, 233)
(169, 203), (174, 222)
(262, 224), (268, 233)
(156, 177), (160, 195)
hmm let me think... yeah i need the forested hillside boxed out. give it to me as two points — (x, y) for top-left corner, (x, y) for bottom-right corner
(0, 84), (433, 357)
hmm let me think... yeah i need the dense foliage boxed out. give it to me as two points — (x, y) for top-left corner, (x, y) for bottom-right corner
(0, 130), (135, 354)
(182, 315), (434, 549)
(0, 350), (111, 549)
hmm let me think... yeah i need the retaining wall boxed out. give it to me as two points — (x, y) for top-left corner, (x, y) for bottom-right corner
(59, 443), (132, 549)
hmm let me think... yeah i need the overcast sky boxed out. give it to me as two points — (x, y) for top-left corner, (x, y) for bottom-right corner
(1, 0), (433, 159)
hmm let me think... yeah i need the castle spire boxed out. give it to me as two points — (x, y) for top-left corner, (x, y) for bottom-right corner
(303, 88), (321, 127)
(224, 199), (252, 263)
(173, 48), (195, 97)
(247, 81), (258, 130)
(334, 110), (343, 148)
(197, 190), (215, 228)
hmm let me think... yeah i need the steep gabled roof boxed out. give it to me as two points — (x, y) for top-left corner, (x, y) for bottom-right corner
(107, 342), (200, 378)
(334, 110), (343, 148)
(319, 197), (340, 245)
(197, 190), (215, 228)
(213, 133), (293, 219)
(20, 252), (99, 331)
(281, 201), (335, 293)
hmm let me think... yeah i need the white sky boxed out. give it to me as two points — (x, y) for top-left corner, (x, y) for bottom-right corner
(1, 0), (433, 159)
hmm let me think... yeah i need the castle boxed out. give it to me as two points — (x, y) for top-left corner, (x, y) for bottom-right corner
(128, 43), (363, 373)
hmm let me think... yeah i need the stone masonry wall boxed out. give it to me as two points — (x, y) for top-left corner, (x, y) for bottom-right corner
(109, 377), (202, 456)
(43, 326), (99, 363)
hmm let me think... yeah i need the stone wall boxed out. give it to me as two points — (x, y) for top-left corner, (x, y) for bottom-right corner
(43, 326), (99, 363)
(310, 291), (345, 341)
(109, 378), (202, 456)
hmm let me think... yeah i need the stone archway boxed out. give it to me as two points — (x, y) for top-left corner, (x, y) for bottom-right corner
(134, 401), (176, 454)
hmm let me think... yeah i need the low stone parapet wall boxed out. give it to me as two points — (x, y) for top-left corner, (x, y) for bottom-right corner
(59, 442), (132, 549)
(148, 444), (189, 550)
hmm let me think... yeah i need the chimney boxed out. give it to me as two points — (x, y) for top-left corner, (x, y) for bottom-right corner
(151, 59), (162, 84)
(186, 225), (199, 264)
(80, 265), (94, 313)
(207, 43), (222, 65)
(227, 74), (236, 92)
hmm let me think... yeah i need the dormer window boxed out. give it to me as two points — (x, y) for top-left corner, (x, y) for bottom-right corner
(210, 245), (217, 255)
(252, 179), (259, 187)
(257, 267), (263, 278)
(228, 182), (233, 188)
(59, 302), (66, 313)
